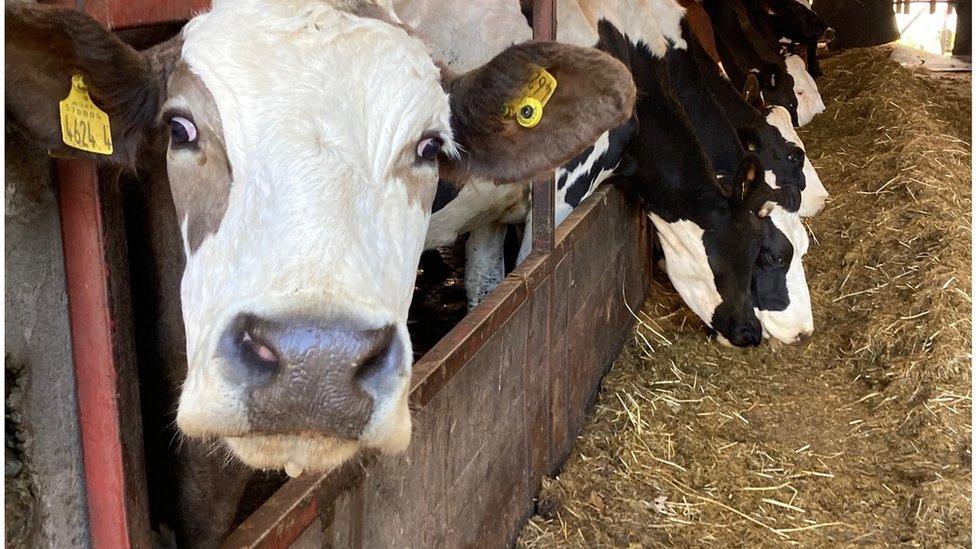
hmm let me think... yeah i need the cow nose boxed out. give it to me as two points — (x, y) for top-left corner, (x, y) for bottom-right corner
(221, 314), (405, 437)
(793, 330), (813, 345)
(728, 321), (763, 348)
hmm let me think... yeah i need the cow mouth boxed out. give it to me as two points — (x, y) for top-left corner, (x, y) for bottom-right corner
(225, 433), (361, 477)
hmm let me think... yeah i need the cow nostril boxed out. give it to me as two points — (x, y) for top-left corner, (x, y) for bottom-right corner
(353, 329), (402, 396)
(241, 329), (279, 365)
(235, 326), (281, 380)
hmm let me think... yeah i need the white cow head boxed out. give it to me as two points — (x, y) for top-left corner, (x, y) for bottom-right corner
(784, 54), (825, 126)
(6, 0), (636, 474)
(765, 105), (828, 216)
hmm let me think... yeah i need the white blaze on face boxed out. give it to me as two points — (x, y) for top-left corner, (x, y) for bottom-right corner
(172, 0), (451, 470)
(756, 206), (814, 344)
(765, 105), (828, 216)
(785, 54), (825, 126)
(649, 214), (722, 327)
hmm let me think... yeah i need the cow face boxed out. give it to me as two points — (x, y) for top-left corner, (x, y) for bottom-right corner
(784, 54), (825, 126)
(764, 106), (828, 216)
(7, 1), (635, 474)
(752, 203), (813, 344)
(752, 63), (800, 126)
(650, 155), (766, 348)
(737, 128), (814, 344)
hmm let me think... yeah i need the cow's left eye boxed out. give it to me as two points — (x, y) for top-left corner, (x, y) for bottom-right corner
(416, 137), (443, 162)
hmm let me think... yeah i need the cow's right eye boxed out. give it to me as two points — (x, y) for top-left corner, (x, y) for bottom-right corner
(170, 116), (198, 145)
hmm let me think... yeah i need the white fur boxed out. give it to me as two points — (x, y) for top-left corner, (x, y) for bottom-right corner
(757, 206), (814, 344)
(393, 0), (531, 72)
(785, 54), (825, 126)
(172, 0), (452, 472)
(649, 214), (723, 326)
(765, 105), (828, 216)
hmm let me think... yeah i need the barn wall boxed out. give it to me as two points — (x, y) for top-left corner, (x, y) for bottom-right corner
(5, 135), (92, 547)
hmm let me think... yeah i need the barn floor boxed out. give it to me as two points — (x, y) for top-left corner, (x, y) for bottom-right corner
(517, 47), (972, 547)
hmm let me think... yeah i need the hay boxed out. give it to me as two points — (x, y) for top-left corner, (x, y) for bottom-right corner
(517, 47), (972, 547)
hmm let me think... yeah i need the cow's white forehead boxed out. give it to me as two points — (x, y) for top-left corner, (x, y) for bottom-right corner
(180, 0), (451, 180)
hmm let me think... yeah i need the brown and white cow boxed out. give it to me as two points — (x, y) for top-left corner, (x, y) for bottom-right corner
(6, 0), (635, 541)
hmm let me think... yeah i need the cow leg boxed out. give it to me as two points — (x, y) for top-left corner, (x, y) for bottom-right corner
(464, 222), (508, 309)
(172, 439), (253, 548)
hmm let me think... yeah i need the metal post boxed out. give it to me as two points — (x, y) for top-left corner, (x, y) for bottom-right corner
(530, 0), (557, 255)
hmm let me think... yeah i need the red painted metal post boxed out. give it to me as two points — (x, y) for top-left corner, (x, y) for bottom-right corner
(57, 159), (133, 549)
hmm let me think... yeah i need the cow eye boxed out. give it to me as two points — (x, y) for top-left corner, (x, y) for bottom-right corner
(416, 136), (443, 162)
(170, 116), (197, 145)
(762, 251), (786, 267)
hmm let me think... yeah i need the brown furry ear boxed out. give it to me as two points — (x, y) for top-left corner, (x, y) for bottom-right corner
(441, 41), (636, 184)
(5, 4), (170, 167)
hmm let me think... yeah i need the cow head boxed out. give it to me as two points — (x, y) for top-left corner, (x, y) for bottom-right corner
(751, 62), (800, 126)
(6, 1), (635, 474)
(784, 54), (825, 126)
(736, 126), (813, 344)
(649, 154), (767, 348)
(764, 106), (828, 216)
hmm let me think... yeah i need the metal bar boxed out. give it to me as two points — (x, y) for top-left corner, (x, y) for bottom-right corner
(42, 0), (209, 29)
(57, 159), (133, 549)
(530, 0), (557, 256)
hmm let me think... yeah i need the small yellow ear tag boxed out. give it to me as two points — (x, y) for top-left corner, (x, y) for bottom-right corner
(59, 74), (113, 155)
(502, 67), (557, 129)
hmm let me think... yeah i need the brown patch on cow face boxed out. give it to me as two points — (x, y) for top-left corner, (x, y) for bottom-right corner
(163, 64), (232, 254)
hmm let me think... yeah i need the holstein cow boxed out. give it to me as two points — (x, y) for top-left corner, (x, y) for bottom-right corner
(555, 0), (770, 347)
(685, 23), (829, 216)
(408, 0), (817, 346)
(701, 0), (824, 127)
(5, 1), (636, 544)
(659, 9), (814, 344)
(742, 0), (835, 78)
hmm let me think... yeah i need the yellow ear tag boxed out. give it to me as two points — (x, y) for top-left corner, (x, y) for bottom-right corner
(59, 74), (113, 155)
(502, 67), (557, 129)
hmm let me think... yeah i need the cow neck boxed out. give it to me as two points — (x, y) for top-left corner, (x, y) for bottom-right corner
(597, 20), (726, 223)
(665, 21), (744, 176)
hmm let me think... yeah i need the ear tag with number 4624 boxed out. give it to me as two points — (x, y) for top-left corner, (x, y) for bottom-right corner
(502, 67), (557, 129)
(59, 74), (113, 155)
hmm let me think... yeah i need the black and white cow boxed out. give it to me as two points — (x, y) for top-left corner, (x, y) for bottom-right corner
(409, 0), (817, 346)
(663, 17), (814, 344)
(6, 1), (636, 543)
(742, 0), (834, 78)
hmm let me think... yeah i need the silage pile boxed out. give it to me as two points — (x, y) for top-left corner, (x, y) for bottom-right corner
(518, 47), (971, 547)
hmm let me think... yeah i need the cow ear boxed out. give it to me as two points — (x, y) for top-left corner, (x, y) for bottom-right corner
(742, 73), (764, 110)
(5, 4), (166, 167)
(737, 126), (762, 154)
(440, 41), (636, 184)
(722, 153), (763, 204)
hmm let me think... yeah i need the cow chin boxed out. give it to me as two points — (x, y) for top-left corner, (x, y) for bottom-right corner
(226, 435), (361, 475)
(224, 385), (412, 476)
(757, 308), (814, 345)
